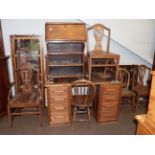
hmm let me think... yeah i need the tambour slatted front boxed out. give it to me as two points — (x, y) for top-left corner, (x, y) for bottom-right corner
(47, 84), (71, 125)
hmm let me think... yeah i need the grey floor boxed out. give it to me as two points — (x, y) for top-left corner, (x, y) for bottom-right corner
(0, 103), (147, 135)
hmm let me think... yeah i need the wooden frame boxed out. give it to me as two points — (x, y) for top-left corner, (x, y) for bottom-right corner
(45, 22), (87, 83)
(10, 35), (45, 106)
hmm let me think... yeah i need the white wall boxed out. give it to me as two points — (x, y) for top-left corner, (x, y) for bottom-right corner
(82, 19), (155, 64)
(1, 19), (154, 83)
(1, 19), (78, 82)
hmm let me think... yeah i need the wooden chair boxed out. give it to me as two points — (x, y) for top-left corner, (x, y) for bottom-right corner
(118, 68), (136, 112)
(88, 23), (111, 53)
(7, 63), (42, 128)
(71, 79), (96, 129)
(132, 65), (151, 113)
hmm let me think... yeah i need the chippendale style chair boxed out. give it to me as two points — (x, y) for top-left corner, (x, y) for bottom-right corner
(118, 68), (136, 112)
(71, 79), (96, 129)
(132, 65), (151, 113)
(7, 63), (42, 128)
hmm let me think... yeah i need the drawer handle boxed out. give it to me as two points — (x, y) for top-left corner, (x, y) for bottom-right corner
(54, 98), (66, 101)
(49, 28), (53, 31)
(54, 116), (65, 119)
(54, 107), (65, 110)
(53, 90), (66, 93)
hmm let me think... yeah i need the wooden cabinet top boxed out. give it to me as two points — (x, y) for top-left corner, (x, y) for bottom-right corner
(45, 23), (87, 42)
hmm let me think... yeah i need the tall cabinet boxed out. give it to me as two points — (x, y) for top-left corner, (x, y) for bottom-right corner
(45, 23), (87, 125)
(10, 35), (45, 105)
(45, 23), (87, 83)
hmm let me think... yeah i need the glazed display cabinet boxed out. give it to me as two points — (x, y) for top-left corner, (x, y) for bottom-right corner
(10, 35), (45, 105)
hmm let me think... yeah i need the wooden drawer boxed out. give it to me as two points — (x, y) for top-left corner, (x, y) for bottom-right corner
(48, 95), (68, 104)
(98, 114), (118, 122)
(100, 105), (118, 112)
(45, 23), (87, 41)
(49, 113), (70, 124)
(100, 84), (120, 94)
(49, 104), (68, 113)
(47, 86), (68, 96)
(100, 101), (119, 107)
(100, 94), (119, 102)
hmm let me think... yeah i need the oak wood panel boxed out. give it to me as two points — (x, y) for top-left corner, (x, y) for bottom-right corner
(45, 23), (87, 41)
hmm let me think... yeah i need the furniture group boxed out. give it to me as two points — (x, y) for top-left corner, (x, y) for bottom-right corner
(6, 22), (152, 132)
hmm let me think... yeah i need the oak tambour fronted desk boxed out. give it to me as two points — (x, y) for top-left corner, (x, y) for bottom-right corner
(45, 81), (121, 126)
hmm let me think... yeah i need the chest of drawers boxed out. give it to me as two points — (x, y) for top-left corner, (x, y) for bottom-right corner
(46, 84), (72, 125)
(93, 82), (121, 122)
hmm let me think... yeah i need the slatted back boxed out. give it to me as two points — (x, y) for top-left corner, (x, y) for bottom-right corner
(72, 79), (96, 107)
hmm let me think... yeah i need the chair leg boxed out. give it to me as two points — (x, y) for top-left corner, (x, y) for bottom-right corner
(132, 96), (136, 113)
(135, 95), (139, 114)
(39, 106), (42, 127)
(7, 107), (13, 128)
(88, 108), (92, 128)
(72, 109), (76, 130)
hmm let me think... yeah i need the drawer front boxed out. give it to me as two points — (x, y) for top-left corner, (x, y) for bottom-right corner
(98, 114), (118, 122)
(45, 24), (87, 41)
(49, 104), (68, 113)
(100, 94), (119, 102)
(100, 105), (118, 112)
(49, 113), (70, 124)
(47, 86), (68, 96)
(100, 84), (121, 95)
(100, 101), (119, 107)
(48, 96), (68, 104)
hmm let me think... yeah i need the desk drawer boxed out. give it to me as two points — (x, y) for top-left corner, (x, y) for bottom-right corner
(49, 113), (70, 124)
(100, 101), (119, 107)
(100, 84), (120, 94)
(100, 94), (119, 102)
(98, 114), (118, 122)
(48, 96), (68, 104)
(49, 104), (68, 113)
(47, 86), (68, 96)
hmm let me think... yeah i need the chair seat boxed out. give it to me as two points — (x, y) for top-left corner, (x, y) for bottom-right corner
(133, 85), (150, 96)
(8, 93), (39, 108)
(121, 88), (136, 96)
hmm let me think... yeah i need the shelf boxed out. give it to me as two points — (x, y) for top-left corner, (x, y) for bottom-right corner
(47, 52), (83, 55)
(91, 64), (118, 67)
(48, 74), (83, 78)
(48, 64), (83, 67)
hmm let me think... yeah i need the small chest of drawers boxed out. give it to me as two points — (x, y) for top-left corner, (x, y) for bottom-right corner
(46, 84), (72, 125)
(93, 82), (121, 122)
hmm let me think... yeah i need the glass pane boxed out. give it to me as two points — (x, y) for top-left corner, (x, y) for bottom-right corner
(14, 39), (40, 69)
